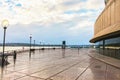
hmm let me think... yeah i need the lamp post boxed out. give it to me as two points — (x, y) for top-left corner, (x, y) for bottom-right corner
(1, 19), (9, 67)
(33, 40), (36, 53)
(39, 42), (41, 50)
(62, 41), (66, 58)
(29, 34), (32, 58)
(34, 40), (35, 50)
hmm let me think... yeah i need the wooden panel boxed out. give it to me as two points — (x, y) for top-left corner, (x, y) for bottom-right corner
(107, 6), (111, 26)
(110, 2), (115, 25)
(105, 9), (108, 28)
(115, 0), (120, 22)
(101, 15), (103, 30)
(102, 12), (105, 29)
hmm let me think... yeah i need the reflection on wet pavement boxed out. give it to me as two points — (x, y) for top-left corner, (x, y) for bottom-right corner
(0, 49), (120, 80)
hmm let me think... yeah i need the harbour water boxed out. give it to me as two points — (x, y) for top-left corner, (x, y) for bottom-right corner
(0, 46), (61, 53)
(0, 46), (29, 53)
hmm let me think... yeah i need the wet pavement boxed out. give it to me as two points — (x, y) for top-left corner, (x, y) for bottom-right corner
(0, 48), (120, 80)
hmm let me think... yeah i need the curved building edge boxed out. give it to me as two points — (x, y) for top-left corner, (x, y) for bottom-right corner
(90, 0), (120, 59)
(90, 0), (120, 43)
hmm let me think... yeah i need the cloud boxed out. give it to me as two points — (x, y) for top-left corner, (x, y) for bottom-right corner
(0, 0), (104, 25)
(0, 0), (105, 45)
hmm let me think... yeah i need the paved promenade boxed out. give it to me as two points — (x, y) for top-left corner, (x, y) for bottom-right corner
(0, 48), (120, 80)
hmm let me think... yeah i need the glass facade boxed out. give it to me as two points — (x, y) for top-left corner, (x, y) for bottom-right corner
(105, 37), (120, 47)
(95, 37), (120, 59)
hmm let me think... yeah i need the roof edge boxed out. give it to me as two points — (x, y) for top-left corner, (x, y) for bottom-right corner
(90, 30), (120, 43)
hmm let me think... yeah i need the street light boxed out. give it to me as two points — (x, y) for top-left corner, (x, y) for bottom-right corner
(29, 34), (32, 58)
(1, 19), (9, 67)
(33, 40), (35, 53)
(39, 42), (41, 50)
(34, 40), (35, 49)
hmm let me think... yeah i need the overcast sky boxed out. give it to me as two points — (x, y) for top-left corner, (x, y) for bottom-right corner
(0, 0), (105, 45)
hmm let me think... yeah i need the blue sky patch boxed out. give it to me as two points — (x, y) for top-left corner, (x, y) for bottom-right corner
(15, 3), (22, 7)
(64, 9), (98, 15)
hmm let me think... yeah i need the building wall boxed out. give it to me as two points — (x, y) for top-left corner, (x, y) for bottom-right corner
(91, 0), (120, 59)
(91, 0), (120, 42)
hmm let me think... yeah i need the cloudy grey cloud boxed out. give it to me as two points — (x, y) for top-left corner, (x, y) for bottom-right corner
(0, 0), (105, 45)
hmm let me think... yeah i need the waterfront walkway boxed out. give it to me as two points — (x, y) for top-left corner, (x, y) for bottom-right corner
(0, 48), (120, 80)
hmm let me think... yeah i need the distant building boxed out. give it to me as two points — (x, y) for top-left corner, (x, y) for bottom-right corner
(90, 0), (120, 59)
